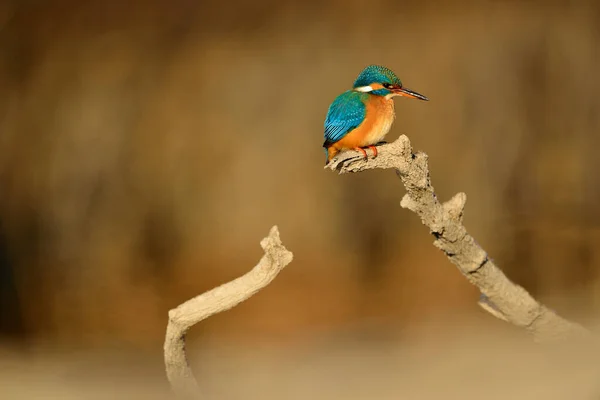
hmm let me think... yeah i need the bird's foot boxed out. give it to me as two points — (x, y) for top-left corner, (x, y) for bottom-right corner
(326, 146), (379, 171)
(366, 145), (378, 158)
(353, 146), (380, 159)
(353, 147), (369, 160)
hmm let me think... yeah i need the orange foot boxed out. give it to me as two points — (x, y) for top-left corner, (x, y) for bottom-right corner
(367, 145), (378, 158)
(353, 146), (379, 159)
(353, 147), (369, 159)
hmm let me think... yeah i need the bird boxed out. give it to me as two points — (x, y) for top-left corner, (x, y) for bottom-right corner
(323, 65), (428, 164)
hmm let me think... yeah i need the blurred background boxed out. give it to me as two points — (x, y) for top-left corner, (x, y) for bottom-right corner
(1, 0), (600, 398)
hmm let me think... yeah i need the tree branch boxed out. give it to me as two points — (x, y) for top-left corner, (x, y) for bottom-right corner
(325, 135), (590, 343)
(164, 225), (293, 398)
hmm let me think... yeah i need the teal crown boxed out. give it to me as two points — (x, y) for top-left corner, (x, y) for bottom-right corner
(353, 65), (402, 88)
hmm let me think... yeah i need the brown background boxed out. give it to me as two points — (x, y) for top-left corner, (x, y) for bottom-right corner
(0, 0), (599, 397)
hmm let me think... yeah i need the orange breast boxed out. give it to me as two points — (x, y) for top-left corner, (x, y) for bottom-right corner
(332, 96), (395, 150)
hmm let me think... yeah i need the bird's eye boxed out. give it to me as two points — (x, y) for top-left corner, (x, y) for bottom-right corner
(383, 83), (391, 89)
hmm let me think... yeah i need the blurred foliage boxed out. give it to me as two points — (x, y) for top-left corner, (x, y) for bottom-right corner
(0, 0), (600, 348)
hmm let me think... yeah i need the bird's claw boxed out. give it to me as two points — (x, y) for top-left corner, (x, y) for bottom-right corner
(326, 145), (382, 171)
(353, 146), (380, 160)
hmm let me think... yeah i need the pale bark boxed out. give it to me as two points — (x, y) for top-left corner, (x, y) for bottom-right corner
(326, 135), (590, 342)
(164, 226), (293, 398)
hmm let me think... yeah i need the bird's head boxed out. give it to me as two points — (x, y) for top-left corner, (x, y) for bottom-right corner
(352, 65), (428, 101)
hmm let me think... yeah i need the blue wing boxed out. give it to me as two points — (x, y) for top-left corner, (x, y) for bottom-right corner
(323, 91), (367, 147)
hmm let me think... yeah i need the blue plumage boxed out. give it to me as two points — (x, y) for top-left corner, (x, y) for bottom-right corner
(322, 65), (428, 163)
(323, 90), (367, 147)
(353, 65), (402, 89)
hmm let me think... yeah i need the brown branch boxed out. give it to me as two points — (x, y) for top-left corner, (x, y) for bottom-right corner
(326, 135), (590, 343)
(164, 226), (293, 398)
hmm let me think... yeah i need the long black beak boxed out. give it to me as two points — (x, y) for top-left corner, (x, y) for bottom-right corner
(393, 86), (429, 101)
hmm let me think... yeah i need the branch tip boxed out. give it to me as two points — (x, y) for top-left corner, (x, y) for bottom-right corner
(396, 134), (412, 155)
(261, 225), (281, 249)
(400, 194), (418, 211)
(443, 192), (467, 222)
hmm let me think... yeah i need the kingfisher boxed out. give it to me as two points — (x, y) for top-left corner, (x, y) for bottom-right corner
(323, 65), (428, 164)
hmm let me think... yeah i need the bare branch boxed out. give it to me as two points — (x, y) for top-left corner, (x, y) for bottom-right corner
(164, 225), (293, 398)
(326, 135), (590, 342)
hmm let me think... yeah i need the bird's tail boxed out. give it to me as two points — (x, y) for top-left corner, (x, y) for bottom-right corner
(323, 146), (338, 165)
